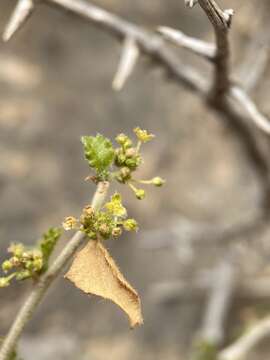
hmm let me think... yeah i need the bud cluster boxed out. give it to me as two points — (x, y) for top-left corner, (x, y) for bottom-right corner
(63, 193), (138, 240)
(113, 128), (165, 200)
(0, 244), (43, 287)
(0, 227), (62, 288)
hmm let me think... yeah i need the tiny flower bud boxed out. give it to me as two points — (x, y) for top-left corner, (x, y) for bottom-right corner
(125, 158), (139, 170)
(152, 177), (165, 187)
(83, 205), (94, 217)
(135, 189), (145, 200)
(125, 148), (137, 158)
(10, 257), (21, 267)
(99, 224), (111, 238)
(0, 277), (10, 288)
(115, 134), (132, 148)
(2, 260), (12, 273)
(120, 167), (131, 181)
(8, 243), (24, 258)
(123, 219), (138, 232)
(112, 227), (122, 238)
(33, 258), (43, 272)
(63, 216), (78, 231)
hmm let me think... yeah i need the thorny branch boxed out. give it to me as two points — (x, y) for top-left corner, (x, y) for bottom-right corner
(2, 0), (270, 358)
(197, 0), (233, 96)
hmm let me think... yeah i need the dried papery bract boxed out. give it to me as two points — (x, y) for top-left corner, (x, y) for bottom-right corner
(66, 239), (143, 328)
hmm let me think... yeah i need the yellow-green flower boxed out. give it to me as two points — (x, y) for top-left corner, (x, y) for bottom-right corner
(105, 193), (127, 217)
(134, 127), (155, 143)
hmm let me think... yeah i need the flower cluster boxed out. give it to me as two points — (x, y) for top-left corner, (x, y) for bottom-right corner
(114, 128), (165, 199)
(63, 193), (138, 240)
(82, 128), (165, 200)
(0, 228), (62, 287)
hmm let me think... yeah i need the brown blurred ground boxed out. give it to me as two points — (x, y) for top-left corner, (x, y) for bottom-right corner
(0, 1), (269, 359)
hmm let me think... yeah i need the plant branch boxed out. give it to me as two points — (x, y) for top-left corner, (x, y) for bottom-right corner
(158, 26), (216, 60)
(4, 0), (270, 137)
(197, 0), (232, 96)
(198, 261), (236, 346)
(218, 315), (270, 360)
(0, 181), (110, 360)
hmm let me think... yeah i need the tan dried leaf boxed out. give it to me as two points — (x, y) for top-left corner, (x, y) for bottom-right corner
(65, 240), (143, 328)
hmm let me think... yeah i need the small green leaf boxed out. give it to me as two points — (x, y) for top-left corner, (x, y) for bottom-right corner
(81, 134), (115, 178)
(39, 227), (62, 271)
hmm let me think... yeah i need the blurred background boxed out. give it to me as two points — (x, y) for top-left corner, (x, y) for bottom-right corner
(0, 1), (270, 359)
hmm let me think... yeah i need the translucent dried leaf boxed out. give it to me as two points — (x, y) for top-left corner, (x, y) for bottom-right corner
(65, 240), (143, 328)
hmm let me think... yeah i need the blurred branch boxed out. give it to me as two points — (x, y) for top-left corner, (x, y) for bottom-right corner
(238, 39), (270, 93)
(236, 5), (270, 93)
(199, 261), (236, 346)
(3, 0), (270, 138)
(141, 213), (268, 250)
(150, 276), (270, 304)
(219, 315), (270, 360)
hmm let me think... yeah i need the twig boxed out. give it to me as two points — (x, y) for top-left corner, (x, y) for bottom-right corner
(199, 261), (236, 346)
(0, 181), (110, 360)
(235, 3), (270, 93)
(197, 0), (233, 96)
(150, 276), (270, 304)
(158, 26), (216, 60)
(3, 0), (270, 138)
(219, 315), (270, 360)
(230, 87), (270, 135)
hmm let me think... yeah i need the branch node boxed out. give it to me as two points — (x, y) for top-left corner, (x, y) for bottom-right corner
(3, 0), (34, 42)
(223, 9), (234, 28)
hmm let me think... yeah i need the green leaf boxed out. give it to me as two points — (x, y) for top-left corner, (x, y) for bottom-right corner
(39, 227), (62, 271)
(81, 134), (115, 178)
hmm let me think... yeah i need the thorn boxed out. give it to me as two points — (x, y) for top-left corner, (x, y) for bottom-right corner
(112, 37), (140, 91)
(223, 9), (234, 28)
(184, 0), (198, 8)
(3, 0), (34, 42)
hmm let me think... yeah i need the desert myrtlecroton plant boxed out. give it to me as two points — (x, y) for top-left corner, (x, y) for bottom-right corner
(0, 129), (165, 360)
(2, 1), (270, 360)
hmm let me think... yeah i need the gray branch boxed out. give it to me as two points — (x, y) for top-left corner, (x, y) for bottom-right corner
(197, 0), (233, 95)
